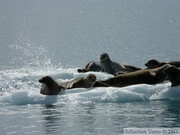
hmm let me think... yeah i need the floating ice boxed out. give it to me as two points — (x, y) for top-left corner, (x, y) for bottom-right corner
(0, 66), (179, 105)
(150, 85), (180, 101)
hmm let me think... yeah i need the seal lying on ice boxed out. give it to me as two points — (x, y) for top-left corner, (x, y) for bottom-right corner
(77, 53), (141, 75)
(39, 74), (96, 95)
(77, 61), (102, 73)
(145, 59), (180, 69)
(93, 64), (170, 87)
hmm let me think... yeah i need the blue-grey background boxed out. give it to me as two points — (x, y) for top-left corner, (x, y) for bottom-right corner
(1, 0), (180, 69)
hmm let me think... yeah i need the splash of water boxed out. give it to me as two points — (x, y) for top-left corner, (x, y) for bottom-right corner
(9, 31), (55, 69)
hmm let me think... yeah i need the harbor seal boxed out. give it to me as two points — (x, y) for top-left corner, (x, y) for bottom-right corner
(77, 61), (102, 73)
(145, 59), (180, 68)
(145, 59), (160, 68)
(61, 73), (97, 89)
(163, 65), (180, 87)
(39, 74), (97, 95)
(93, 64), (170, 88)
(100, 52), (141, 75)
(39, 76), (64, 95)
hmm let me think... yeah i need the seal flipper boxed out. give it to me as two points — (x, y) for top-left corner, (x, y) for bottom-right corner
(149, 71), (156, 77)
(93, 81), (109, 87)
(77, 69), (83, 73)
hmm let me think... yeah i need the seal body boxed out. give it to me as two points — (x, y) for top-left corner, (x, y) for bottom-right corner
(123, 64), (142, 72)
(100, 53), (141, 75)
(77, 61), (102, 73)
(39, 74), (96, 95)
(94, 64), (169, 88)
(145, 59), (180, 68)
(59, 73), (96, 89)
(164, 65), (180, 87)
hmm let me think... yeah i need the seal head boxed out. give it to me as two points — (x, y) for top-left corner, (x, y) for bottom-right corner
(164, 65), (180, 87)
(100, 52), (127, 75)
(145, 59), (160, 68)
(39, 76), (64, 95)
(69, 73), (97, 89)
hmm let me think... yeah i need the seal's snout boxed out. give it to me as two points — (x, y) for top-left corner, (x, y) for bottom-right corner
(100, 54), (104, 59)
(89, 76), (96, 83)
(88, 74), (96, 83)
(38, 76), (52, 83)
(77, 69), (83, 73)
(39, 78), (43, 83)
(100, 53), (108, 62)
(100, 53), (106, 60)
(91, 77), (96, 82)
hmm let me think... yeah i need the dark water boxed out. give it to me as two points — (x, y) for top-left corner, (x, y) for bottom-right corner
(1, 101), (180, 135)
